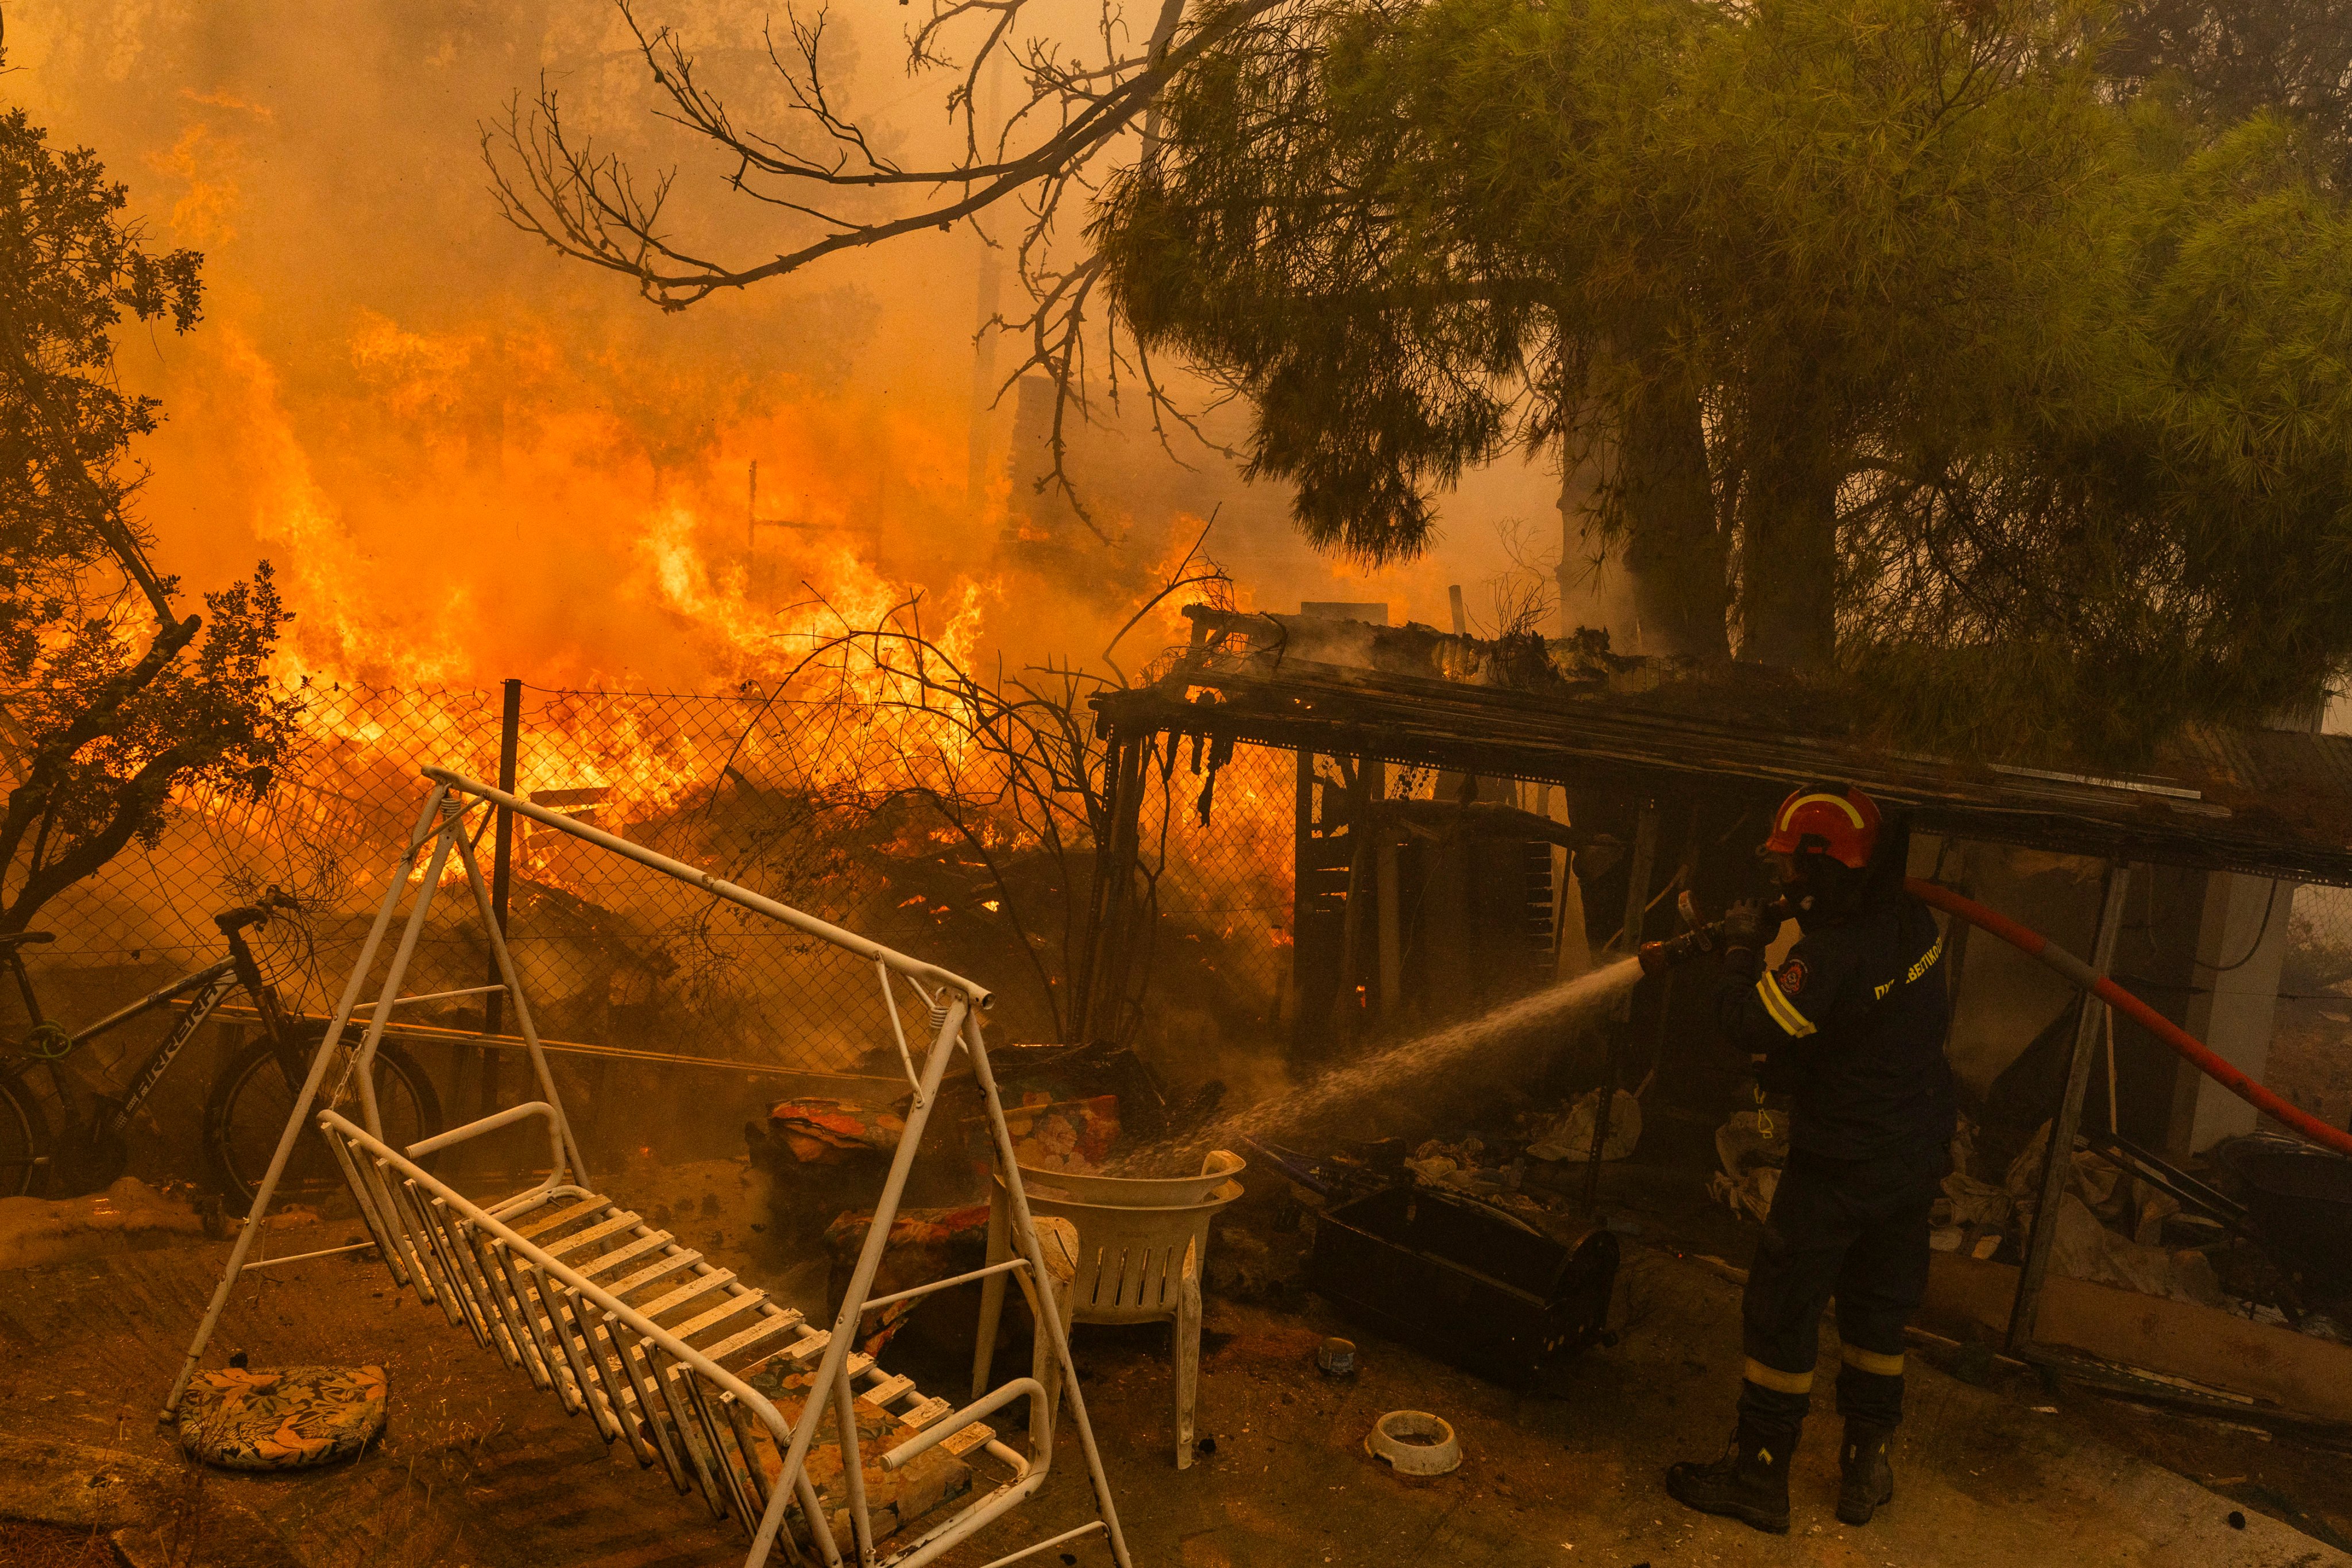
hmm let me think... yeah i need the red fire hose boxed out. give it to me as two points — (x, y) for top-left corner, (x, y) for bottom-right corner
(1905, 877), (2352, 1161)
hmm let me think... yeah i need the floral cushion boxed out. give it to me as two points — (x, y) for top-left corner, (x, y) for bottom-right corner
(179, 1365), (387, 1470)
(733, 1365), (973, 1548)
(821, 1206), (993, 1355)
(767, 1098), (906, 1165)
(991, 1093), (1120, 1174)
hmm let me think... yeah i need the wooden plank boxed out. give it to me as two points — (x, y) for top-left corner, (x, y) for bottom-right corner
(605, 1251), (704, 1298)
(667, 1292), (762, 1342)
(571, 1230), (672, 1280)
(540, 1214), (644, 1258)
(1922, 1251), (2352, 1425)
(699, 1313), (797, 1366)
(636, 1270), (739, 1320)
(940, 1423), (994, 1458)
(897, 1396), (952, 1430)
(512, 1198), (607, 1241)
(862, 1373), (916, 1406)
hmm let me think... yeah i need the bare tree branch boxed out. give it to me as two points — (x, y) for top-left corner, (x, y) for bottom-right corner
(486, 0), (1279, 508)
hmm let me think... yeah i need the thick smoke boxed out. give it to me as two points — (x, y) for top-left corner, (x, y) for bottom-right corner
(8, 0), (1565, 690)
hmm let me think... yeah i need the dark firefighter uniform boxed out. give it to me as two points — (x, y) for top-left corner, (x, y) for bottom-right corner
(1717, 886), (1955, 1446)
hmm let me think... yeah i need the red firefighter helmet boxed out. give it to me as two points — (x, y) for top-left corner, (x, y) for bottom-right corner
(1764, 785), (1882, 871)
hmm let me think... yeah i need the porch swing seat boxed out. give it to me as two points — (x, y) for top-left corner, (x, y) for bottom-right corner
(167, 766), (1135, 1568)
(312, 1123), (1006, 1557)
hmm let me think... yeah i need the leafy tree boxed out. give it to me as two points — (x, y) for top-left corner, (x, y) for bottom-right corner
(1091, 0), (2352, 758)
(0, 91), (301, 933)
(499, 0), (2352, 759)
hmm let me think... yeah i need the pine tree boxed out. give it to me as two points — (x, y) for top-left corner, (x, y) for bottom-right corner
(1092, 0), (2352, 759)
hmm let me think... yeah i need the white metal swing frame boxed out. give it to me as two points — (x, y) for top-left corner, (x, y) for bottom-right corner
(163, 766), (1134, 1568)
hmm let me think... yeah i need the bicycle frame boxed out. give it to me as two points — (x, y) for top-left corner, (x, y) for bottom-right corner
(5, 912), (293, 1142)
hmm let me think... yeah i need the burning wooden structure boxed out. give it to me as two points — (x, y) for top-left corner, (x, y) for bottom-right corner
(1083, 603), (2352, 1368)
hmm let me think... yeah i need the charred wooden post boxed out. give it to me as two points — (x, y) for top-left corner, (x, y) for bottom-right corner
(1071, 734), (1131, 1042)
(1935, 869), (1976, 1059)
(1292, 752), (1357, 1063)
(1332, 758), (1381, 1046)
(1078, 735), (1150, 1045)
(1067, 734), (1109, 1040)
(1376, 836), (1404, 1020)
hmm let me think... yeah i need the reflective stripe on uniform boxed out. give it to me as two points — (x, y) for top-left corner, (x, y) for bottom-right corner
(1755, 970), (1816, 1037)
(1743, 1357), (1814, 1394)
(1841, 1343), (1905, 1377)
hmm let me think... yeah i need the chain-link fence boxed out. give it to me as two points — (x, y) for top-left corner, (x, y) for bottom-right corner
(11, 682), (1299, 1091)
(1119, 737), (1295, 1057)
(25, 667), (2347, 1112)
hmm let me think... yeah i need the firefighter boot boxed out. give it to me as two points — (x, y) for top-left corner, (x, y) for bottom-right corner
(1664, 1417), (1793, 1534)
(1837, 1419), (1897, 1525)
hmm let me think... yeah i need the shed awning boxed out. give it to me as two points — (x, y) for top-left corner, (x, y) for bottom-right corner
(1091, 609), (2352, 888)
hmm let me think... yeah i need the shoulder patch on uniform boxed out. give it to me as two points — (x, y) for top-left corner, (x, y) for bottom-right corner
(1775, 958), (1806, 995)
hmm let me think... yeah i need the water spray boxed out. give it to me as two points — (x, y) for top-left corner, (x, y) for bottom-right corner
(1119, 959), (1647, 1174)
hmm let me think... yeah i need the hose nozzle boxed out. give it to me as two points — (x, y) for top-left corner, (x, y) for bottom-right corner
(1637, 928), (1714, 976)
(1637, 891), (1793, 976)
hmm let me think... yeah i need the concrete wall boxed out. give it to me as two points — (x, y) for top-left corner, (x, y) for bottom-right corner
(2169, 871), (2296, 1152)
(1910, 831), (2301, 1157)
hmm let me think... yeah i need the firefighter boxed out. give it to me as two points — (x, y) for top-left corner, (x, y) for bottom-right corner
(1664, 783), (1954, 1534)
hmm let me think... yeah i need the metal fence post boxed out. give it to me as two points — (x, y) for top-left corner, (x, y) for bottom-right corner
(1292, 746), (1313, 1016)
(479, 678), (523, 1117)
(2006, 862), (2132, 1354)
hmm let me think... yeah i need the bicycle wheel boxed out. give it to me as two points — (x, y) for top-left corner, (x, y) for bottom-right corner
(0, 1062), (49, 1198)
(202, 1030), (443, 1210)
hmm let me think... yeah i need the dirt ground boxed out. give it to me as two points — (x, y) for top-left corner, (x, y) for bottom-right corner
(2266, 1010), (2352, 1136)
(0, 1523), (119, 1568)
(2, 1150), (2348, 1568)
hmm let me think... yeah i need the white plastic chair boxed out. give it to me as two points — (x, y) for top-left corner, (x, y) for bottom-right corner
(973, 1152), (1245, 1469)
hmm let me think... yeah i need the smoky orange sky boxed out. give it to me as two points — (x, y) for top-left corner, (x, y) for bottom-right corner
(8, 0), (1573, 693)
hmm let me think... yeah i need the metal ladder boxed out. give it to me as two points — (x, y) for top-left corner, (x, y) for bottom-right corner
(165, 767), (1134, 1568)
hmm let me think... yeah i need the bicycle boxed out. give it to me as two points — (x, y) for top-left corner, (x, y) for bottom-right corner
(0, 895), (442, 1207)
